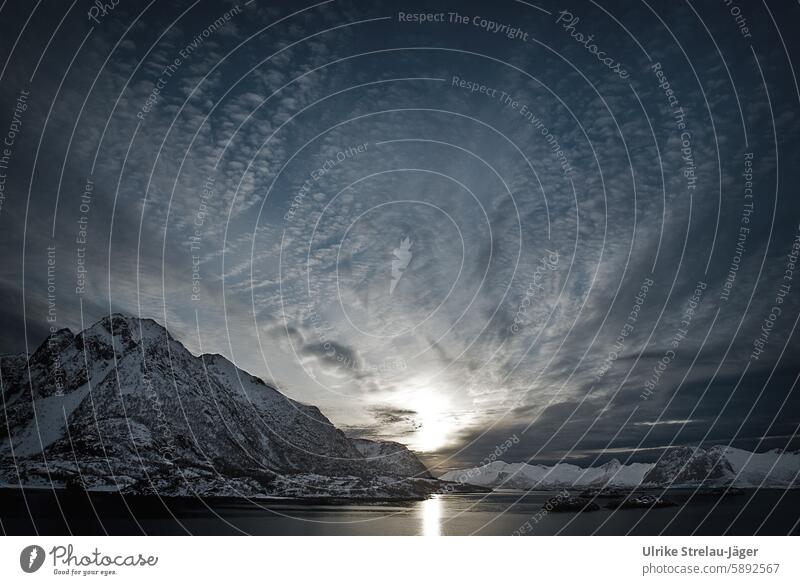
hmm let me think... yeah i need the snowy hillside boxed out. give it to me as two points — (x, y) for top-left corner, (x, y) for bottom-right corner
(0, 314), (434, 499)
(713, 446), (800, 487)
(443, 445), (800, 490)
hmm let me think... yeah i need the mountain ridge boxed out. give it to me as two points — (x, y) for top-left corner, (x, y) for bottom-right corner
(441, 445), (800, 490)
(0, 314), (436, 499)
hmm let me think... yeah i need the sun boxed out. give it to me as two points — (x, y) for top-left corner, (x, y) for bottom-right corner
(402, 385), (455, 453)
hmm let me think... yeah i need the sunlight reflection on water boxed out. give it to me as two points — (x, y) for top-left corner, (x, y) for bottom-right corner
(420, 495), (441, 536)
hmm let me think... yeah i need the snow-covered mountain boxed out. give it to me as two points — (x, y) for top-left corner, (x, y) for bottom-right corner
(641, 446), (732, 487)
(0, 314), (434, 499)
(442, 445), (800, 490)
(642, 445), (800, 488)
(716, 445), (800, 487)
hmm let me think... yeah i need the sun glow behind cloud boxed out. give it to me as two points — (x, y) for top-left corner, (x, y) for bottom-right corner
(396, 380), (462, 453)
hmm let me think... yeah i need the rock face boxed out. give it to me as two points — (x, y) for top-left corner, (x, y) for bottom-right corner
(0, 314), (434, 499)
(351, 438), (432, 479)
(641, 446), (734, 487)
(641, 445), (800, 488)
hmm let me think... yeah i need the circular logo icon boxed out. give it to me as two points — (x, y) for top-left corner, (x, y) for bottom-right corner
(20, 545), (46, 573)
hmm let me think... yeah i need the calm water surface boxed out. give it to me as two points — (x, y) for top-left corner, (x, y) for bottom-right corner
(1, 488), (798, 535)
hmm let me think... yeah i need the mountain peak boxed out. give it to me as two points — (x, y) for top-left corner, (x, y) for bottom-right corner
(92, 312), (168, 337)
(34, 327), (74, 356)
(600, 458), (622, 470)
(642, 445), (734, 487)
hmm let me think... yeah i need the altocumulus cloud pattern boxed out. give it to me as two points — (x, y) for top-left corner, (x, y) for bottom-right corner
(0, 0), (799, 536)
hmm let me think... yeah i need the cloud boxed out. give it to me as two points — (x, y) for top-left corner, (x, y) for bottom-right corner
(1, 0), (799, 467)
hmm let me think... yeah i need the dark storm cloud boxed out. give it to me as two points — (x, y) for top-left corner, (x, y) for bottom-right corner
(300, 339), (361, 368)
(343, 406), (420, 440)
(372, 406), (418, 426)
(370, 406), (421, 435)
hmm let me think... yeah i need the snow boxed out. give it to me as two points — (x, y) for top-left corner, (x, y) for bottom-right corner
(444, 447), (800, 490)
(5, 382), (91, 457)
(712, 446), (800, 487)
(352, 438), (384, 458)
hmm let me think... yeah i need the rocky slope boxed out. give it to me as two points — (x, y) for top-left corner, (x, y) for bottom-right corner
(641, 445), (800, 488)
(640, 446), (733, 487)
(0, 314), (434, 499)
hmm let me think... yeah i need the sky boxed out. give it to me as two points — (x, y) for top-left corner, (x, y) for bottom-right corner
(1, 0), (799, 471)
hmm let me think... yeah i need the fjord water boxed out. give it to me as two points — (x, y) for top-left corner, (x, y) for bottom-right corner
(1, 489), (798, 535)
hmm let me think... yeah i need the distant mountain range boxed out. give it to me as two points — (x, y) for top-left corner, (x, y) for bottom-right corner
(441, 445), (800, 490)
(0, 314), (436, 500)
